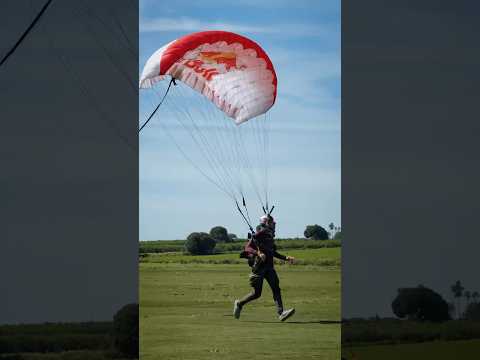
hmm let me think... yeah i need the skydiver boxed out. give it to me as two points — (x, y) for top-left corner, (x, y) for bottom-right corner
(234, 214), (296, 321)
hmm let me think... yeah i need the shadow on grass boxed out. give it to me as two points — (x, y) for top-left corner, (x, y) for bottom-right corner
(223, 314), (341, 324)
(247, 320), (342, 324)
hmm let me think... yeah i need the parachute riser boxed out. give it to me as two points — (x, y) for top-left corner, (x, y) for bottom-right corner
(268, 205), (275, 216)
(235, 200), (254, 233)
(262, 204), (274, 216)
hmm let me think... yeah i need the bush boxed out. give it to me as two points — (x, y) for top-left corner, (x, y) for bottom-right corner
(464, 302), (480, 320)
(209, 226), (230, 243)
(304, 225), (329, 240)
(0, 322), (113, 354)
(392, 285), (450, 322)
(113, 303), (138, 358)
(185, 232), (216, 255)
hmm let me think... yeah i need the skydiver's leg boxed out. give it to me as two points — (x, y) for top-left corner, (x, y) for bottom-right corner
(265, 267), (284, 315)
(238, 270), (264, 307)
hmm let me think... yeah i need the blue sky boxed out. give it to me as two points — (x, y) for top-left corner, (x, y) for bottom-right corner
(139, 0), (340, 240)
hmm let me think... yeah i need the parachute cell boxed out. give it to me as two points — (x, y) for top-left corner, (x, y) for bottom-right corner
(139, 31), (277, 124)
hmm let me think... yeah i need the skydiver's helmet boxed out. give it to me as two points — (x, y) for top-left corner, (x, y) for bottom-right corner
(260, 215), (276, 229)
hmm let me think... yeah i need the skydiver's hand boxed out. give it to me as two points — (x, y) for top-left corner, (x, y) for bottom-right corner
(286, 256), (295, 264)
(258, 251), (266, 262)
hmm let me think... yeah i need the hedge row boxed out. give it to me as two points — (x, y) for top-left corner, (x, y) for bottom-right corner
(139, 238), (341, 254)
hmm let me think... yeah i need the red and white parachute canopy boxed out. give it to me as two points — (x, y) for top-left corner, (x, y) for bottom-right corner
(139, 31), (277, 124)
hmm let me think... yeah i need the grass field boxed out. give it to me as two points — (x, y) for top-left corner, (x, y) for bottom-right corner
(0, 350), (126, 360)
(343, 339), (480, 359)
(342, 318), (480, 359)
(140, 248), (341, 267)
(0, 322), (129, 360)
(342, 318), (480, 345)
(140, 247), (341, 360)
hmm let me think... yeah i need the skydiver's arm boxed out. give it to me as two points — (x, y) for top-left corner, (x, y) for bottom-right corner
(273, 250), (287, 261)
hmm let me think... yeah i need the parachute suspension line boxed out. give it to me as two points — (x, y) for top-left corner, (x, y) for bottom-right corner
(171, 88), (238, 197)
(235, 200), (254, 233)
(45, 26), (135, 151)
(217, 112), (245, 198)
(155, 84), (259, 228)
(256, 113), (269, 210)
(78, 0), (137, 59)
(156, 87), (250, 227)
(242, 196), (253, 230)
(144, 84), (236, 200)
(233, 121), (265, 208)
(256, 115), (268, 206)
(139, 78), (176, 132)
(177, 85), (244, 200)
(0, 0), (53, 68)
(159, 120), (236, 201)
(154, 85), (239, 201)
(220, 72), (264, 209)
(195, 95), (243, 199)
(264, 113), (271, 212)
(72, 5), (137, 94)
(109, 8), (137, 57)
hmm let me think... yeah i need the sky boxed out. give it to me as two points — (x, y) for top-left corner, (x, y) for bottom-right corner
(139, 0), (340, 240)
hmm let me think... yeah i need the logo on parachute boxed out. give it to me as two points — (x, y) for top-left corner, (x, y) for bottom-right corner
(184, 51), (242, 81)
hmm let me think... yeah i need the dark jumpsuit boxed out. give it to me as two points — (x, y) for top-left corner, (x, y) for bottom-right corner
(238, 223), (287, 315)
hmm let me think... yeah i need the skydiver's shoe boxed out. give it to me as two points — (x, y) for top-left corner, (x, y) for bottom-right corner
(233, 300), (242, 319)
(279, 308), (295, 321)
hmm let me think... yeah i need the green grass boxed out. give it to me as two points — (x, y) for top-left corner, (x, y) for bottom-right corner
(343, 339), (480, 359)
(342, 318), (480, 345)
(0, 350), (131, 360)
(140, 247), (341, 267)
(0, 323), (114, 355)
(140, 248), (341, 360)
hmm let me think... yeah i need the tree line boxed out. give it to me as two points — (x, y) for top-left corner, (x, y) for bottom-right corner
(184, 223), (341, 255)
(390, 281), (480, 322)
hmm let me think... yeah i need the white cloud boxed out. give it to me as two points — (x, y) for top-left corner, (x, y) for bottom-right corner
(139, 16), (335, 38)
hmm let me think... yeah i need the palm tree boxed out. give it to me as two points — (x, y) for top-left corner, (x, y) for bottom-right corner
(329, 222), (335, 239)
(448, 302), (455, 319)
(451, 280), (464, 319)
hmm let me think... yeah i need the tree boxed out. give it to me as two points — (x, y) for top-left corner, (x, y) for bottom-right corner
(391, 285), (450, 322)
(328, 222), (335, 239)
(448, 302), (456, 319)
(113, 303), (138, 358)
(228, 233), (237, 241)
(185, 232), (216, 255)
(472, 291), (479, 304)
(304, 224), (329, 240)
(209, 226), (230, 243)
(465, 290), (472, 308)
(333, 230), (342, 240)
(451, 280), (464, 319)
(464, 302), (480, 320)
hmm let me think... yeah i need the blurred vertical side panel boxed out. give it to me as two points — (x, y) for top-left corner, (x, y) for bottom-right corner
(0, 0), (138, 326)
(343, 0), (480, 358)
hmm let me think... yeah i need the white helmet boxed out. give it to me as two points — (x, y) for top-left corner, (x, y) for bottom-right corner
(260, 215), (274, 224)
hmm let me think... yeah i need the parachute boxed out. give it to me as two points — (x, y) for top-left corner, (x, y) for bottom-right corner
(139, 31), (277, 229)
